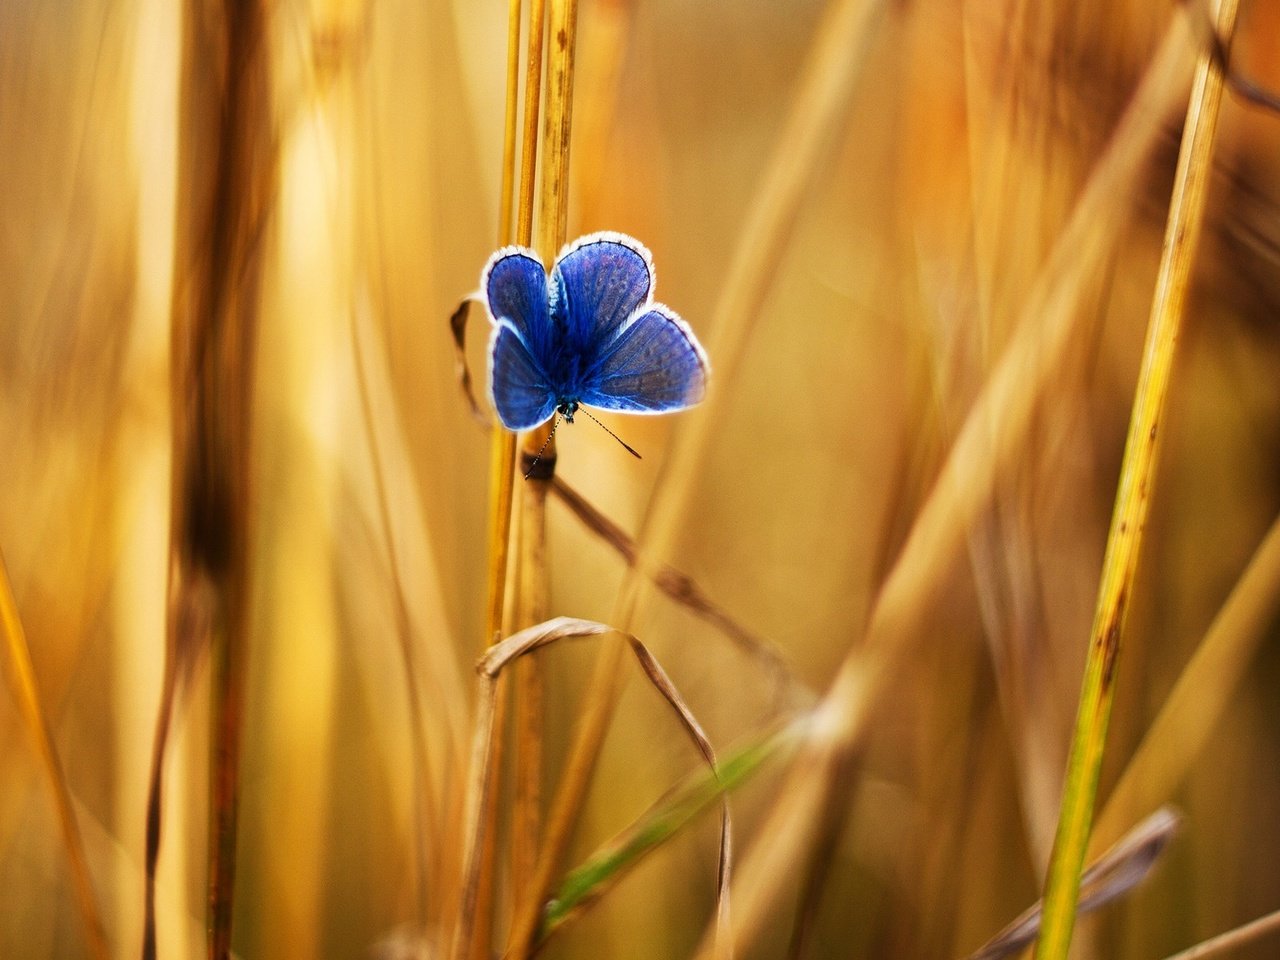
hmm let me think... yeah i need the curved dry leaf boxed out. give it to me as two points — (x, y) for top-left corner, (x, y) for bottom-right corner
(458, 616), (735, 959)
(449, 295), (492, 426)
(964, 808), (1182, 960)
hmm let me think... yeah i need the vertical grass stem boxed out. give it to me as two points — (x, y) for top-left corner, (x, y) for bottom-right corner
(1033, 2), (1238, 955)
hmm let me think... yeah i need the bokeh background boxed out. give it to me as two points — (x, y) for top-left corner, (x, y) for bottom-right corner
(4, 0), (1280, 957)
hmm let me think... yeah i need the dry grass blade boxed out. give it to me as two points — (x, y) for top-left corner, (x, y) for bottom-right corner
(625, 638), (734, 957)
(1034, 1), (1237, 953)
(1096, 510), (1280, 850)
(0, 551), (108, 960)
(1160, 908), (1280, 960)
(549, 476), (799, 708)
(479, 616), (612, 672)
(966, 808), (1182, 960)
(479, 617), (735, 958)
(694, 19), (1196, 957)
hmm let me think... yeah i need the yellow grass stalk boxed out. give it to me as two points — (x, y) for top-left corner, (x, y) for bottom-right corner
(487, 16), (604, 960)
(467, 1), (529, 955)
(692, 17), (1196, 957)
(497, 0), (522, 251)
(482, 0), (524, 662)
(0, 551), (108, 960)
(511, 477), (549, 892)
(507, 0), (552, 919)
(1033, 2), (1238, 954)
(460, 0), (553, 956)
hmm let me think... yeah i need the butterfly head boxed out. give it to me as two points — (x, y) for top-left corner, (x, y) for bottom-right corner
(556, 399), (579, 423)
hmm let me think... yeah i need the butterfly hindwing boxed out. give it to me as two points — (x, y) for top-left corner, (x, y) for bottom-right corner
(552, 233), (654, 349)
(489, 321), (557, 430)
(580, 305), (709, 414)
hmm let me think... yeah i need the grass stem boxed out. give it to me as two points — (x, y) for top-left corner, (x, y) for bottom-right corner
(502, 1), (579, 955)
(1033, 2), (1238, 955)
(461, 0), (551, 955)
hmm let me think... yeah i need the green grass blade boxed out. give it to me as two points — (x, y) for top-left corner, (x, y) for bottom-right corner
(539, 719), (803, 944)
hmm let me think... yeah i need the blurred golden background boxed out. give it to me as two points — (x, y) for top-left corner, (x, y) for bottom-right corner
(4, 0), (1280, 957)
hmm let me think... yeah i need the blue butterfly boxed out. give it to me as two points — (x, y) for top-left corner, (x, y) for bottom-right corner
(482, 231), (709, 433)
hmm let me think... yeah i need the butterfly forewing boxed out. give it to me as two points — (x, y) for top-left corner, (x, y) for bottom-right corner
(485, 248), (554, 359)
(552, 234), (654, 349)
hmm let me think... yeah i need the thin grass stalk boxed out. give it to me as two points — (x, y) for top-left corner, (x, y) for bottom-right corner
(469, 1), (529, 955)
(450, 662), (503, 960)
(1160, 908), (1280, 960)
(499, 0), (586, 957)
(517, 0), (548, 247)
(147, 0), (273, 956)
(464, 2), (550, 956)
(497, 0), (522, 249)
(507, 0), (884, 953)
(0, 551), (109, 960)
(507, 0), (552, 906)
(512, 478), (550, 894)
(1033, 3), (1237, 954)
(483, 0), (524, 658)
(693, 19), (1195, 956)
(482, 0), (526, 658)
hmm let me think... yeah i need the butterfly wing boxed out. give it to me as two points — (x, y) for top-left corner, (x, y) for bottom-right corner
(483, 246), (554, 359)
(483, 246), (560, 429)
(579, 305), (709, 414)
(551, 232), (654, 350)
(489, 321), (557, 430)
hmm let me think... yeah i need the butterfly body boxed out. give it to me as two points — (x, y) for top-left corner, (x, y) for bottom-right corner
(483, 232), (709, 432)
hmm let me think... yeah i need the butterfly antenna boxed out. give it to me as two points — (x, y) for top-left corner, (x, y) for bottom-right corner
(578, 408), (642, 459)
(523, 414), (562, 479)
